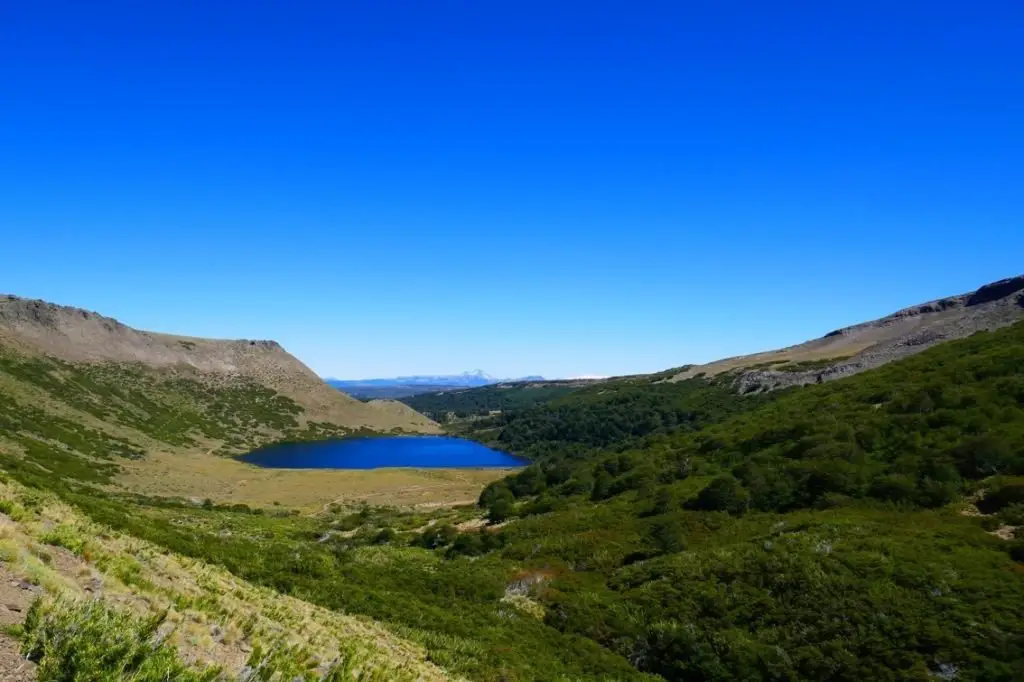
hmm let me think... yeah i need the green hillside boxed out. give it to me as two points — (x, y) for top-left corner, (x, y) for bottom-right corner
(465, 322), (1024, 679)
(2, 319), (1024, 679)
(0, 348), (355, 491)
(484, 322), (1024, 513)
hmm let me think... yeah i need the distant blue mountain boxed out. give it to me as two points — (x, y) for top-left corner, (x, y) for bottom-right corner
(325, 370), (546, 400)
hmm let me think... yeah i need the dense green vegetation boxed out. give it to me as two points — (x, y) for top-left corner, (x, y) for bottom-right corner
(462, 323), (1024, 679)
(484, 323), (1024, 514)
(49, 490), (651, 681)
(16, 472), (1024, 681)
(400, 380), (585, 422)
(460, 371), (768, 461)
(3, 325), (1024, 680)
(504, 502), (1024, 681)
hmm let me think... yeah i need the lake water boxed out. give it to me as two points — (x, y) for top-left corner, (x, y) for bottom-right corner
(239, 436), (528, 470)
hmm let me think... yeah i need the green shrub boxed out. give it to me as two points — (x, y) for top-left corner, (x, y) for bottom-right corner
(978, 479), (1024, 514)
(980, 516), (1002, 531)
(688, 475), (750, 514)
(371, 527), (396, 545)
(38, 524), (89, 556)
(997, 502), (1024, 526)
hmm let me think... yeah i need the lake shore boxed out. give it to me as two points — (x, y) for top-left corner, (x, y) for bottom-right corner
(116, 447), (513, 511)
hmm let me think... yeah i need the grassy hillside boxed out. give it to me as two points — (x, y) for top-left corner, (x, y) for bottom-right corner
(0, 346), (494, 510)
(2, 296), (1024, 679)
(0, 347), (360, 489)
(0, 294), (439, 435)
(0, 476), (448, 680)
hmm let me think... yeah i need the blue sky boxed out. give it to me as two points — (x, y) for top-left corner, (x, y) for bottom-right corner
(2, 1), (1021, 379)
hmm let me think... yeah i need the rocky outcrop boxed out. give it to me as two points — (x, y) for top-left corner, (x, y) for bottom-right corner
(0, 295), (438, 434)
(967, 275), (1024, 307)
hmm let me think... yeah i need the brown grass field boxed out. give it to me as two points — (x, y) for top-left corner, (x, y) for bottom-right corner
(115, 449), (511, 511)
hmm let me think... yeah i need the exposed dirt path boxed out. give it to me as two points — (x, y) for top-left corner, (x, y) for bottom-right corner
(0, 565), (36, 681)
(959, 497), (1019, 540)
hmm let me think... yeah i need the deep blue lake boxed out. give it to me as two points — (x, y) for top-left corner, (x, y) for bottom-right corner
(239, 436), (528, 470)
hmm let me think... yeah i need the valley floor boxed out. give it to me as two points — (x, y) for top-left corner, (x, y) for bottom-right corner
(115, 449), (511, 510)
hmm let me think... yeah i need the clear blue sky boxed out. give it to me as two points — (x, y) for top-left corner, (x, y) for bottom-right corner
(2, 1), (1021, 379)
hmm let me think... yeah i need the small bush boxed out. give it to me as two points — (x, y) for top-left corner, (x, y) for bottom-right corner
(979, 516), (1002, 531)
(0, 498), (29, 522)
(371, 528), (396, 545)
(997, 502), (1024, 526)
(38, 524), (89, 556)
(688, 476), (750, 514)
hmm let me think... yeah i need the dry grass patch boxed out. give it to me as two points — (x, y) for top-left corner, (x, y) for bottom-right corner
(0, 479), (458, 680)
(116, 449), (510, 510)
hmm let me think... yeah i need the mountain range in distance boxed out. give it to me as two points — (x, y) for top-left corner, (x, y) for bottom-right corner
(326, 370), (548, 400)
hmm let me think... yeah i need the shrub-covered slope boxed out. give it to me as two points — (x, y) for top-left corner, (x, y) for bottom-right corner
(3, 295), (1024, 681)
(21, 320), (1020, 682)
(0, 477), (449, 680)
(487, 321), (1024, 513)
(466, 322), (1024, 680)
(446, 368), (763, 463)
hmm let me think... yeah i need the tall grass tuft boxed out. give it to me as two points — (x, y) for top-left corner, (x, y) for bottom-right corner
(20, 597), (414, 681)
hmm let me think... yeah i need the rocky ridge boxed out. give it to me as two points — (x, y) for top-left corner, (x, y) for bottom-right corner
(0, 294), (437, 433)
(673, 275), (1024, 393)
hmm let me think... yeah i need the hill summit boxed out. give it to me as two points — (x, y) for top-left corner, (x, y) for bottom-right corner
(673, 274), (1024, 391)
(0, 294), (438, 434)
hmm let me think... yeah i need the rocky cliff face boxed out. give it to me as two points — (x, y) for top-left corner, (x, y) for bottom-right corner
(0, 295), (438, 433)
(673, 275), (1024, 393)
